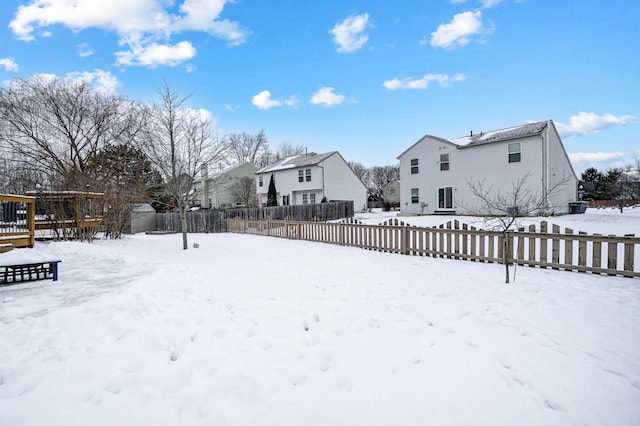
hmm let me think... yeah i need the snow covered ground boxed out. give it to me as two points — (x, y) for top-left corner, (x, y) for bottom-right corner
(1, 208), (639, 425)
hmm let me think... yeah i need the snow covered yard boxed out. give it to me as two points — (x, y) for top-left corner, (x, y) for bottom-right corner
(1, 209), (639, 425)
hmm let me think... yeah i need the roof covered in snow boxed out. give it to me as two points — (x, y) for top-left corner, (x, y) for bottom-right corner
(398, 120), (552, 159)
(450, 120), (549, 148)
(256, 151), (337, 174)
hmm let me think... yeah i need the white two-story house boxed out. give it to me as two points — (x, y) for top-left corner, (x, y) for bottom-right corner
(397, 120), (578, 215)
(192, 162), (258, 208)
(256, 151), (367, 211)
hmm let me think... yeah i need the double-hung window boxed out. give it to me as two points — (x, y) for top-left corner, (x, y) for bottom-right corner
(302, 194), (308, 204)
(411, 159), (419, 174)
(440, 154), (449, 171)
(411, 188), (419, 204)
(508, 142), (521, 163)
(258, 176), (263, 187)
(298, 170), (304, 182)
(305, 169), (311, 182)
(310, 193), (316, 203)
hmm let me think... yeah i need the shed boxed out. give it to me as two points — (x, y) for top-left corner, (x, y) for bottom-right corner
(128, 204), (156, 234)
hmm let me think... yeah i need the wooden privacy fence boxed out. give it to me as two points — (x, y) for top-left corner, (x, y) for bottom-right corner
(156, 201), (354, 233)
(227, 218), (639, 279)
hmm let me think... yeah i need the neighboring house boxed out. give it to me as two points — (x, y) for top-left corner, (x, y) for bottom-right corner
(192, 162), (258, 209)
(255, 151), (368, 211)
(397, 120), (578, 215)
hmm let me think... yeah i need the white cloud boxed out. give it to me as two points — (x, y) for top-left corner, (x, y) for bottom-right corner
(284, 95), (300, 108)
(9, 0), (247, 67)
(430, 11), (493, 49)
(252, 91), (283, 110)
(0, 57), (19, 72)
(310, 87), (347, 106)
(383, 73), (465, 90)
(78, 43), (94, 57)
(115, 41), (197, 67)
(450, 0), (502, 6)
(65, 69), (120, 94)
(480, 0), (503, 8)
(569, 152), (626, 165)
(556, 112), (636, 137)
(330, 13), (370, 53)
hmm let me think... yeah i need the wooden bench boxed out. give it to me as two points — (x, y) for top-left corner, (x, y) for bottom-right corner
(0, 259), (61, 285)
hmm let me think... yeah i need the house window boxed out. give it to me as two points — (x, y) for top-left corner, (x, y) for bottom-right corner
(305, 169), (311, 182)
(302, 194), (308, 204)
(440, 154), (449, 171)
(508, 142), (521, 163)
(411, 158), (419, 174)
(298, 170), (304, 182)
(310, 193), (316, 203)
(438, 187), (453, 209)
(411, 188), (419, 204)
(258, 176), (263, 187)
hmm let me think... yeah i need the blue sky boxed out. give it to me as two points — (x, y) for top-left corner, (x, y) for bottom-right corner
(1, 0), (638, 174)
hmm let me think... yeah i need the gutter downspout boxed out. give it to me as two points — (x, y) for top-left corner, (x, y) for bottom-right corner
(542, 121), (550, 214)
(318, 163), (325, 199)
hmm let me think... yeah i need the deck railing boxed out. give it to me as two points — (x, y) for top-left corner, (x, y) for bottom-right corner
(0, 194), (36, 249)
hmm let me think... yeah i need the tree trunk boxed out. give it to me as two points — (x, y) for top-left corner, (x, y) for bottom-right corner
(503, 233), (510, 284)
(180, 209), (189, 250)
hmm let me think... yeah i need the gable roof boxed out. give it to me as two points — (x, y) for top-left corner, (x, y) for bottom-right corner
(199, 162), (257, 182)
(449, 120), (549, 147)
(256, 151), (337, 174)
(398, 120), (552, 158)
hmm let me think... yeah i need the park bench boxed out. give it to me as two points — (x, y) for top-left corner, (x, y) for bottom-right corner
(0, 258), (61, 285)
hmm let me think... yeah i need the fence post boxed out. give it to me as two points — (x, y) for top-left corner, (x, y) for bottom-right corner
(607, 235), (617, 276)
(402, 226), (408, 255)
(624, 234), (635, 276)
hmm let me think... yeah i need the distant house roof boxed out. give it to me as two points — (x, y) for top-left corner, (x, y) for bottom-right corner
(398, 120), (552, 158)
(199, 162), (257, 181)
(256, 151), (337, 174)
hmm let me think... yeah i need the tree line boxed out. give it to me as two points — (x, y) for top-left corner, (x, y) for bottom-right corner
(580, 164), (640, 204)
(0, 76), (398, 246)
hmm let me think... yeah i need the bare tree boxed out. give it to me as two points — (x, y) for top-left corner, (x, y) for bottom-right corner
(228, 176), (256, 207)
(273, 141), (306, 161)
(348, 161), (370, 187)
(369, 164), (400, 200)
(143, 82), (227, 249)
(466, 172), (572, 283)
(0, 152), (48, 194)
(0, 76), (132, 191)
(225, 130), (271, 168)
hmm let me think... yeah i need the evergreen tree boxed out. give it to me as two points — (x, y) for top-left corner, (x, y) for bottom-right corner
(267, 174), (278, 206)
(580, 167), (604, 200)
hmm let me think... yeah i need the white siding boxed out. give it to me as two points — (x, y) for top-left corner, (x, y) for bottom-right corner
(398, 122), (577, 215)
(256, 152), (367, 211)
(322, 153), (368, 212)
